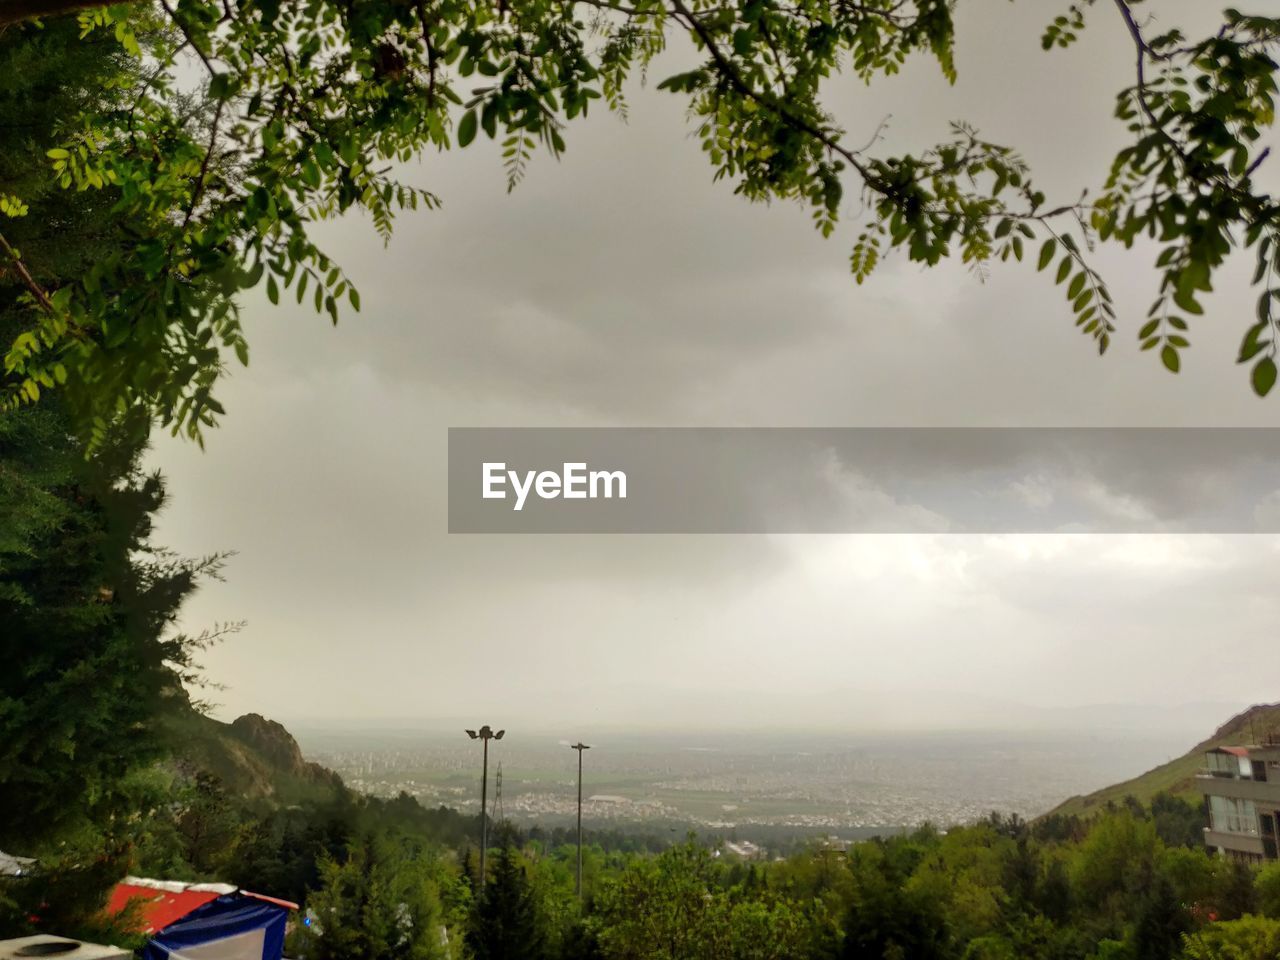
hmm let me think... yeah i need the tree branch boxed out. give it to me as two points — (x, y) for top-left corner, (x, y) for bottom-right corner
(182, 97), (225, 230)
(0, 0), (139, 26)
(0, 230), (55, 313)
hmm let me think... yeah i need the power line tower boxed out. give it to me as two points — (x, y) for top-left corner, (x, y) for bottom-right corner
(492, 762), (505, 825)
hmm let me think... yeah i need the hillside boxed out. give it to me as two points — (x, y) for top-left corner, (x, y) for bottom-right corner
(160, 692), (345, 806)
(1049, 702), (1280, 818)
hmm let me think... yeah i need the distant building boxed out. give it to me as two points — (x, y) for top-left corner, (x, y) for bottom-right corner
(1197, 744), (1280, 862)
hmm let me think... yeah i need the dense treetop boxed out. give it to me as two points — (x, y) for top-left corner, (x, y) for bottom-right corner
(0, 0), (1277, 443)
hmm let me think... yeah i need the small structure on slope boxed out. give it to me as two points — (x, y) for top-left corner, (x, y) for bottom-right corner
(107, 877), (297, 960)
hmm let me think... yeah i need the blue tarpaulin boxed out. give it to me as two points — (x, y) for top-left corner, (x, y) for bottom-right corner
(142, 895), (287, 960)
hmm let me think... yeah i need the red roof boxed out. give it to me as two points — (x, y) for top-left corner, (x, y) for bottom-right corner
(106, 883), (222, 933)
(1212, 746), (1251, 757)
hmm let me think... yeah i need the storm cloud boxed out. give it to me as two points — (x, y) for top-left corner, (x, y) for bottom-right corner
(148, 0), (1280, 739)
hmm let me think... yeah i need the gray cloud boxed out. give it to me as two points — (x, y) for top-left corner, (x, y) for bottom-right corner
(149, 0), (1280, 737)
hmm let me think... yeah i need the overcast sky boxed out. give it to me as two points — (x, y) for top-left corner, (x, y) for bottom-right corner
(147, 1), (1280, 738)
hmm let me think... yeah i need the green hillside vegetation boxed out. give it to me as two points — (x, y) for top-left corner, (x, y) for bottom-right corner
(1050, 703), (1280, 819)
(160, 696), (345, 808)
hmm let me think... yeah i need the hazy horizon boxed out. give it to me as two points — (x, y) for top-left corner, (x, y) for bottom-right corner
(268, 698), (1254, 739)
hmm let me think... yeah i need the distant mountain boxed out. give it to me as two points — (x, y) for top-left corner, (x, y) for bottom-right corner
(1048, 702), (1280, 818)
(161, 694), (345, 804)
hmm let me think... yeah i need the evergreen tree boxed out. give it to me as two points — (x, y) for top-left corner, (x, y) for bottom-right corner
(0, 0), (230, 822)
(1132, 875), (1190, 960)
(0, 26), (231, 933)
(303, 834), (447, 960)
(467, 843), (547, 960)
(1216, 859), (1259, 922)
(0, 403), (223, 846)
(0, 404), (226, 935)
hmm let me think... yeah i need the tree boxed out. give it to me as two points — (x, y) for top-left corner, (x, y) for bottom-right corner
(724, 898), (811, 960)
(0, 1), (1278, 444)
(302, 834), (450, 960)
(1151, 792), (1207, 849)
(0, 22), (234, 932)
(1070, 812), (1161, 919)
(171, 771), (247, 877)
(1132, 874), (1191, 960)
(219, 798), (355, 906)
(593, 840), (734, 960)
(1214, 858), (1259, 922)
(1, 26), (225, 836)
(0, 399), (230, 939)
(1182, 915), (1280, 960)
(840, 864), (952, 960)
(1256, 860), (1280, 919)
(0, 403), (225, 851)
(467, 842), (548, 960)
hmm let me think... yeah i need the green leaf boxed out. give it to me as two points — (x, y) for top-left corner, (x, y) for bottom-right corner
(1172, 285), (1203, 315)
(458, 110), (478, 148)
(1239, 323), (1270, 363)
(1161, 345), (1180, 373)
(1254, 356), (1277, 397)
(266, 274), (279, 305)
(1037, 238), (1056, 271)
(209, 72), (232, 100)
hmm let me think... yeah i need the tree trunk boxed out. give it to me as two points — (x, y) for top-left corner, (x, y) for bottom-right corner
(0, 0), (133, 27)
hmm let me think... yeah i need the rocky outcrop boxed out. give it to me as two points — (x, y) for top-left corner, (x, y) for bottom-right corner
(229, 713), (308, 775)
(162, 704), (345, 803)
(226, 713), (345, 792)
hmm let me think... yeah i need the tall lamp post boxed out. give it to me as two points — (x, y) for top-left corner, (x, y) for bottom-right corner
(569, 742), (590, 898)
(466, 725), (504, 889)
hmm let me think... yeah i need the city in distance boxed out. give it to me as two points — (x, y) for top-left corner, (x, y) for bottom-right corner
(290, 720), (1212, 850)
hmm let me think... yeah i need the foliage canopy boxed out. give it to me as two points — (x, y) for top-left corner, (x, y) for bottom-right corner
(0, 0), (1277, 442)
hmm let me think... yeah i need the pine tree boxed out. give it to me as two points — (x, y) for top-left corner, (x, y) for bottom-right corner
(1132, 875), (1190, 960)
(466, 843), (547, 960)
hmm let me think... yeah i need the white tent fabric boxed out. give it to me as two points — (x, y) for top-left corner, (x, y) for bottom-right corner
(0, 851), (35, 877)
(162, 928), (267, 960)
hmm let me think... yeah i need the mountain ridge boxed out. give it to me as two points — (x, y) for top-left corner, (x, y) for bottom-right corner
(1048, 701), (1280, 818)
(161, 697), (346, 804)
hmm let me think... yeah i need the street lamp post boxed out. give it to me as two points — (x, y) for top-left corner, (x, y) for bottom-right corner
(466, 725), (505, 889)
(570, 742), (590, 898)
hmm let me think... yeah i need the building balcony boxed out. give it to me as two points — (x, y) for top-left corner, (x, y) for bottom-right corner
(1196, 775), (1280, 803)
(1203, 828), (1265, 857)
